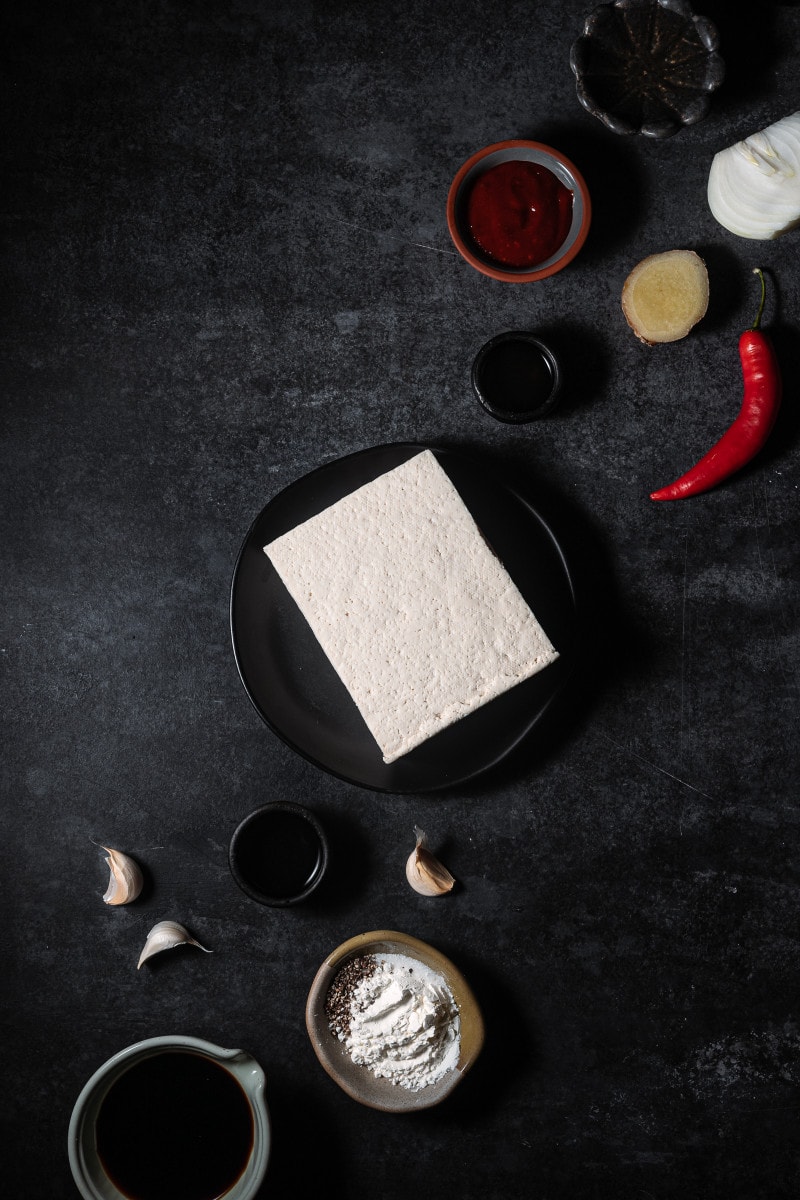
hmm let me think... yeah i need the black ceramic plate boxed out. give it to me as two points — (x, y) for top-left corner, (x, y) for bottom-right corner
(230, 444), (578, 793)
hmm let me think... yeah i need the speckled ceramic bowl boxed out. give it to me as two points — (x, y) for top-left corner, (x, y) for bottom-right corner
(68, 1036), (270, 1200)
(570, 0), (724, 138)
(306, 930), (484, 1112)
(447, 139), (591, 283)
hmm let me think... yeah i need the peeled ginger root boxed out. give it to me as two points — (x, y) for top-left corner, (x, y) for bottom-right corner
(621, 250), (709, 345)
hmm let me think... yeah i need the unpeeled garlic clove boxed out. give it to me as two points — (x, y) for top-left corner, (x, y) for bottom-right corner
(405, 826), (455, 897)
(137, 920), (212, 969)
(101, 846), (144, 906)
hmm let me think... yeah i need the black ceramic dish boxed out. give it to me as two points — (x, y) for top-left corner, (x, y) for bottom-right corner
(229, 802), (328, 907)
(472, 332), (562, 423)
(230, 443), (580, 793)
(570, 0), (724, 138)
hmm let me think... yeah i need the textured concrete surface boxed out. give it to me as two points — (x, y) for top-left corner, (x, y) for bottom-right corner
(2, 2), (800, 1197)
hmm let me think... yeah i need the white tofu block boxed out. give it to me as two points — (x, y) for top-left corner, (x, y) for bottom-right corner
(263, 450), (558, 763)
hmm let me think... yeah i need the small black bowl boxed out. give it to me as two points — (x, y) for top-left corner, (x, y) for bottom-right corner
(229, 802), (329, 907)
(471, 332), (562, 423)
(570, 0), (724, 139)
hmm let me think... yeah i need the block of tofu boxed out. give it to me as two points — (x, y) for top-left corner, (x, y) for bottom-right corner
(263, 449), (558, 763)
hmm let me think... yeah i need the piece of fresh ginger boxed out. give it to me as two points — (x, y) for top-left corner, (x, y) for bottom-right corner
(622, 250), (709, 345)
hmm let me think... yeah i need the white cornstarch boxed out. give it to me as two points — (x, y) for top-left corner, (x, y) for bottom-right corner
(325, 953), (461, 1091)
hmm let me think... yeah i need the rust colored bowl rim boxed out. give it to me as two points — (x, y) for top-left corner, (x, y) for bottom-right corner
(447, 139), (592, 283)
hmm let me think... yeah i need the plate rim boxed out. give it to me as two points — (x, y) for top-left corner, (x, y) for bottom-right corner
(229, 441), (579, 793)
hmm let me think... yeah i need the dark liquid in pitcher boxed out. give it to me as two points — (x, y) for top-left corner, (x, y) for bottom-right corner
(96, 1051), (253, 1200)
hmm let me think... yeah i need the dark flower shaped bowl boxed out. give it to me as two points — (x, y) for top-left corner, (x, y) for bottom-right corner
(570, 0), (724, 138)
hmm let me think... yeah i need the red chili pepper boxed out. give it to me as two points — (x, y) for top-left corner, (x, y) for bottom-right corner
(650, 268), (782, 502)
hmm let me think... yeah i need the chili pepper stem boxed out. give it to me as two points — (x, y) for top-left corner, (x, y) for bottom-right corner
(751, 267), (766, 331)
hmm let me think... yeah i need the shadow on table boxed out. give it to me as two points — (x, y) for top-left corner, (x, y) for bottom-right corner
(255, 1080), (346, 1197)
(759, 314), (800, 470)
(408, 953), (536, 1126)
(309, 807), (374, 912)
(530, 319), (611, 417)
(520, 119), (649, 266)
(432, 445), (643, 798)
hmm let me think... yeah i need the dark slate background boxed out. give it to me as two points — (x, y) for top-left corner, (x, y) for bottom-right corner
(3, 2), (800, 1197)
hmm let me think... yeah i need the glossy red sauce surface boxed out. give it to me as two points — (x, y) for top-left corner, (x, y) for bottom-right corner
(467, 160), (573, 269)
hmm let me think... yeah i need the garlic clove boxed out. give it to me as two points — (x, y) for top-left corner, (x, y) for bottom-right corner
(101, 846), (144, 906)
(137, 920), (212, 969)
(405, 826), (455, 897)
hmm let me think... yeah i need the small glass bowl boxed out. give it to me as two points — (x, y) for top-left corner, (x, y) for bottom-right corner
(229, 802), (328, 907)
(447, 139), (591, 283)
(570, 0), (724, 138)
(472, 332), (562, 423)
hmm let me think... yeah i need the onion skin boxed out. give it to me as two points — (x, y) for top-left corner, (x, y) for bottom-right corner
(708, 111), (800, 240)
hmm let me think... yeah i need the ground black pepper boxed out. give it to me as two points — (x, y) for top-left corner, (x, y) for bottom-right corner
(325, 954), (377, 1038)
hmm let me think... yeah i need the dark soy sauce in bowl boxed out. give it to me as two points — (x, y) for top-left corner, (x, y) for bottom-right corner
(96, 1051), (253, 1200)
(229, 802), (328, 906)
(472, 332), (562, 422)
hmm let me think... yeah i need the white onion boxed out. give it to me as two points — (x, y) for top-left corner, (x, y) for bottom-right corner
(707, 111), (800, 240)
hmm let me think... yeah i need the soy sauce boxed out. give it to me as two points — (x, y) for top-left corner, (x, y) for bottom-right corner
(234, 808), (323, 900)
(96, 1051), (253, 1200)
(478, 337), (555, 414)
(471, 333), (562, 426)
